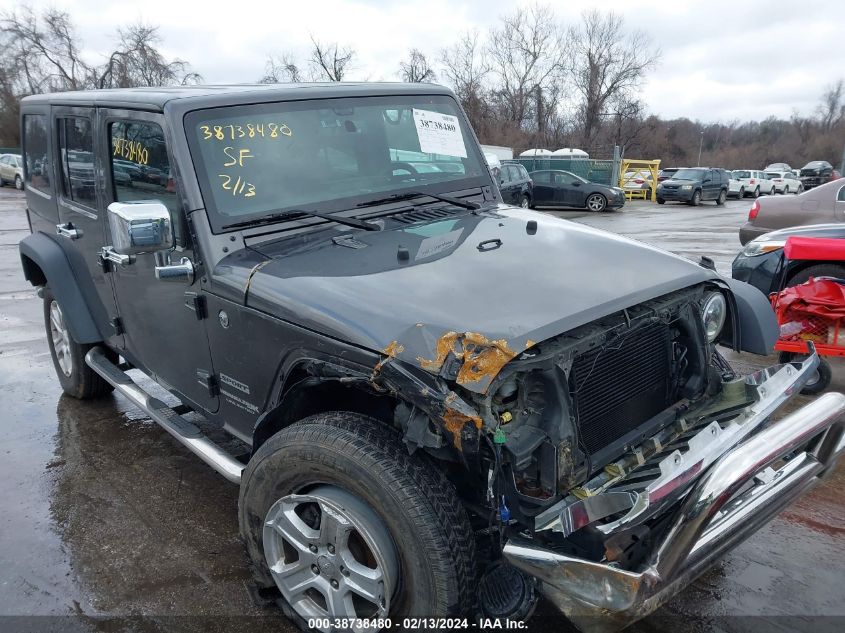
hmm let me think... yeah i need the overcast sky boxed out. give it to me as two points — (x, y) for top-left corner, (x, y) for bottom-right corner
(5, 0), (843, 123)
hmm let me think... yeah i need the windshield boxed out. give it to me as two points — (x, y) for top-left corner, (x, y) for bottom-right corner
(185, 95), (489, 231)
(732, 170), (751, 179)
(671, 168), (706, 180)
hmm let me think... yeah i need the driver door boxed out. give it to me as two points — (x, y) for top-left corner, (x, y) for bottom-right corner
(98, 109), (219, 413)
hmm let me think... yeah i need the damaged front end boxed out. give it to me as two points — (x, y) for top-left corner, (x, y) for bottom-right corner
(369, 282), (845, 630)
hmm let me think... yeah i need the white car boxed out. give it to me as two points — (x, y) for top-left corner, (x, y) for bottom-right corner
(728, 174), (745, 198)
(765, 170), (802, 194)
(732, 169), (774, 198)
(621, 170), (653, 191)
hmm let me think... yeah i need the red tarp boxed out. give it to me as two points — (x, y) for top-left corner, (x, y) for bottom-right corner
(774, 278), (845, 326)
(784, 236), (845, 262)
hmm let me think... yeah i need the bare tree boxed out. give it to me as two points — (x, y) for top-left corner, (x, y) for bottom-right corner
(440, 30), (490, 132)
(309, 36), (355, 81)
(260, 53), (304, 83)
(486, 5), (563, 127)
(1, 7), (90, 93)
(399, 49), (436, 83)
(817, 80), (844, 131)
(98, 24), (201, 88)
(567, 10), (660, 146)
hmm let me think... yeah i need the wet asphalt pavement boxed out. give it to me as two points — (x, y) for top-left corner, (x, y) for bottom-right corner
(1, 189), (843, 632)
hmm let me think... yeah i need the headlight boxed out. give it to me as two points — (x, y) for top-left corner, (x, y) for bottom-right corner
(681, 185), (693, 190)
(702, 292), (727, 342)
(741, 239), (785, 257)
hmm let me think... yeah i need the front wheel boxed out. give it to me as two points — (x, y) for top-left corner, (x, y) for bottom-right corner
(690, 190), (701, 206)
(519, 194), (530, 209)
(43, 286), (114, 399)
(239, 412), (476, 630)
(15, 175), (23, 190)
(778, 352), (832, 395)
(784, 185), (790, 194)
(586, 193), (607, 212)
(656, 197), (665, 205)
(753, 187), (760, 198)
(738, 187), (745, 198)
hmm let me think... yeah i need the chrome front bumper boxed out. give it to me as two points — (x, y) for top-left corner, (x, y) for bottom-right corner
(504, 352), (845, 632)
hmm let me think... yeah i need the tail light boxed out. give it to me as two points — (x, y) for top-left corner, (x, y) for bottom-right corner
(749, 200), (761, 220)
(634, 178), (644, 184)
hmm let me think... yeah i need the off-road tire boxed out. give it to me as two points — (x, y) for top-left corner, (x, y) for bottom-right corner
(690, 190), (701, 206)
(239, 412), (477, 630)
(43, 286), (114, 399)
(778, 352), (832, 395)
(786, 264), (845, 288)
(716, 189), (727, 205)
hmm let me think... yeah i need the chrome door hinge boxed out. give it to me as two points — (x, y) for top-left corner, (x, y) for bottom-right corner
(56, 223), (83, 240)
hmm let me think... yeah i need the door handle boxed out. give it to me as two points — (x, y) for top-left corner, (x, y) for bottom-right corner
(99, 245), (133, 268)
(56, 223), (83, 240)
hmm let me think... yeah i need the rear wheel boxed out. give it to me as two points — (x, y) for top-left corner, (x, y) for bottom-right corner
(778, 352), (832, 395)
(770, 186), (776, 195)
(43, 286), (114, 399)
(797, 184), (804, 194)
(239, 412), (476, 631)
(716, 190), (726, 205)
(15, 174), (23, 190)
(586, 193), (607, 212)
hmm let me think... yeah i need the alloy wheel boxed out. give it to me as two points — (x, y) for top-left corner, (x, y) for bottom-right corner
(263, 486), (399, 632)
(586, 194), (606, 212)
(49, 300), (73, 377)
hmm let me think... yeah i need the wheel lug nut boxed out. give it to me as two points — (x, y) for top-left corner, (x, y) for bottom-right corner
(327, 544), (335, 554)
(311, 564), (319, 575)
(331, 579), (339, 589)
(309, 544), (318, 553)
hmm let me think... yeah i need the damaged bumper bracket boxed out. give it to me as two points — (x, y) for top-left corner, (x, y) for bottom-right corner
(504, 350), (845, 631)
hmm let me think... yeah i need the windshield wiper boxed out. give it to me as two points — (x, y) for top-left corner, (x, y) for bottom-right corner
(221, 209), (380, 231)
(356, 191), (481, 211)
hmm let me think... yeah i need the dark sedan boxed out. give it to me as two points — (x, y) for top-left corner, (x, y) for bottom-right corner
(732, 223), (845, 296)
(529, 169), (625, 212)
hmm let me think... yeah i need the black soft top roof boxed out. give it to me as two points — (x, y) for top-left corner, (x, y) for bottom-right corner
(21, 82), (456, 112)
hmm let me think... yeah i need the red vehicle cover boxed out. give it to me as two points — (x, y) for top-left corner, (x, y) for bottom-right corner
(784, 236), (845, 262)
(775, 278), (845, 323)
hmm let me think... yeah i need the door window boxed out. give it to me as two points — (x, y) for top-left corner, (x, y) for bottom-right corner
(531, 171), (550, 184)
(108, 120), (183, 244)
(838, 185), (845, 202)
(23, 114), (51, 193)
(0, 156), (9, 166)
(57, 117), (97, 209)
(506, 165), (521, 182)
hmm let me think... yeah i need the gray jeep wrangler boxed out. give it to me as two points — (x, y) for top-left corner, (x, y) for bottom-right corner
(18, 84), (845, 631)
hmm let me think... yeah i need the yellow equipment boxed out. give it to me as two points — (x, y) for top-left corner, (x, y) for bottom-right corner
(619, 159), (661, 202)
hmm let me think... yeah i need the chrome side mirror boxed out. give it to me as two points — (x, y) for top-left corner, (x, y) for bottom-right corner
(107, 201), (173, 256)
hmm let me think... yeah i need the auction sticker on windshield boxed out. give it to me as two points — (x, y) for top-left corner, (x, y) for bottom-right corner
(413, 108), (467, 158)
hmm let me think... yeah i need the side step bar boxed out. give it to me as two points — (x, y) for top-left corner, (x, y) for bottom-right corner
(85, 347), (245, 484)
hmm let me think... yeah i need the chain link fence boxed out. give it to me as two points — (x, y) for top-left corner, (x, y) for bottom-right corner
(509, 157), (617, 186)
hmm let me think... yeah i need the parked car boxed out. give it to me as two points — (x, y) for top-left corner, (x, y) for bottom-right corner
(733, 223), (845, 296)
(765, 162), (792, 173)
(738, 177), (845, 244)
(728, 173), (745, 198)
(529, 169), (625, 211)
(17, 84), (845, 632)
(497, 162), (533, 208)
(657, 167), (680, 182)
(656, 167), (728, 206)
(0, 153), (24, 189)
(622, 170), (653, 192)
(732, 170), (774, 198)
(799, 160), (841, 190)
(765, 171), (802, 194)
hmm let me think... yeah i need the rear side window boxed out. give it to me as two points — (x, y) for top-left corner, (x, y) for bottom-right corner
(57, 117), (96, 209)
(531, 171), (550, 184)
(23, 114), (51, 194)
(507, 165), (521, 181)
(108, 121), (183, 243)
(838, 186), (845, 202)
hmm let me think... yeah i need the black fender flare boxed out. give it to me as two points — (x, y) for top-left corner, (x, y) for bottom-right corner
(721, 277), (778, 355)
(19, 232), (105, 344)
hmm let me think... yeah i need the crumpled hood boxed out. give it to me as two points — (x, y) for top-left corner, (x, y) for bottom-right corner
(243, 206), (718, 392)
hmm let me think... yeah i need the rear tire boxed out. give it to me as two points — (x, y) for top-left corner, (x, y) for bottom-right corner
(716, 190), (726, 205)
(239, 412), (476, 630)
(770, 186), (776, 195)
(778, 352), (832, 395)
(519, 195), (530, 209)
(15, 175), (23, 190)
(43, 286), (114, 399)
